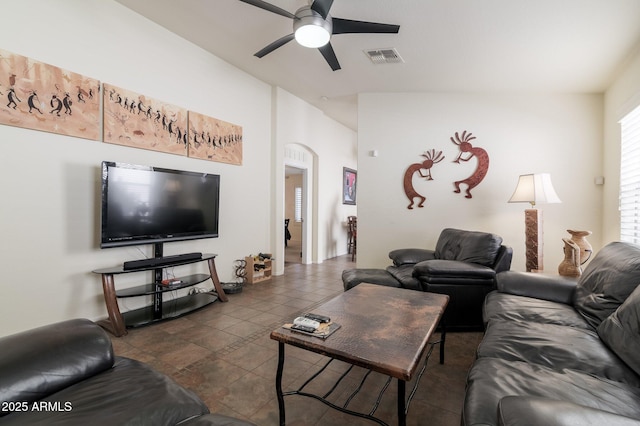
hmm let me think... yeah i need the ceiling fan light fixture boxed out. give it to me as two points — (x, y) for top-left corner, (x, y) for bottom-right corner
(295, 24), (330, 48)
(293, 6), (332, 48)
(244, 0), (400, 71)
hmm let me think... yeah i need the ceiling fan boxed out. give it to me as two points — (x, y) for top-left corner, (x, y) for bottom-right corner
(239, 0), (400, 71)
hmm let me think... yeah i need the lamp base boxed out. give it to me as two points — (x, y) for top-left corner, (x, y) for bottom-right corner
(524, 208), (543, 272)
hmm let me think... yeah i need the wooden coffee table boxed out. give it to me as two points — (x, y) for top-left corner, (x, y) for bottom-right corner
(270, 283), (449, 426)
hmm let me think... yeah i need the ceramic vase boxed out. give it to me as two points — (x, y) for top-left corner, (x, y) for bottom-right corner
(566, 229), (593, 265)
(558, 238), (582, 277)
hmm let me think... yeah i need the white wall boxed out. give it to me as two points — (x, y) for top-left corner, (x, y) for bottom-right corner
(603, 44), (640, 243)
(0, 0), (274, 335)
(357, 92), (604, 271)
(7, 1), (628, 336)
(0, 0), (357, 336)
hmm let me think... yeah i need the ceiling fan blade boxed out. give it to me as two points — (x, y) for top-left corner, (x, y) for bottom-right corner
(332, 18), (400, 35)
(254, 33), (295, 58)
(318, 42), (341, 71)
(310, 0), (334, 19)
(238, 0), (296, 19)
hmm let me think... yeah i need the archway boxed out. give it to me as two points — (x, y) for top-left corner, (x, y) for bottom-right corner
(273, 143), (317, 275)
(284, 144), (315, 263)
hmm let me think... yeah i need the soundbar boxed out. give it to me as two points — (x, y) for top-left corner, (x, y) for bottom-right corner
(123, 252), (203, 270)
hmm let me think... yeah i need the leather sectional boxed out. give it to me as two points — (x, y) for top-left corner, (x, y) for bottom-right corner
(0, 318), (255, 425)
(463, 241), (640, 425)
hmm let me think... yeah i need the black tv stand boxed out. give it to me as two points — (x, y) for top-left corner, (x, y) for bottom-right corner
(93, 244), (227, 337)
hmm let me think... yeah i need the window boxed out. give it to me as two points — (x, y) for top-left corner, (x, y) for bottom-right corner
(294, 187), (302, 222)
(620, 105), (640, 244)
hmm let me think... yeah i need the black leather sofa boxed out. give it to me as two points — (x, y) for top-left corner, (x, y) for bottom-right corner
(343, 228), (512, 330)
(463, 241), (640, 426)
(0, 318), (255, 426)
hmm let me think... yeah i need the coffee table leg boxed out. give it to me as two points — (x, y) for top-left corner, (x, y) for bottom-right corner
(276, 342), (286, 426)
(398, 379), (406, 426)
(440, 324), (446, 364)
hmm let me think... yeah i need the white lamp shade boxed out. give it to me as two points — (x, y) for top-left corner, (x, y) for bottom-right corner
(508, 173), (561, 206)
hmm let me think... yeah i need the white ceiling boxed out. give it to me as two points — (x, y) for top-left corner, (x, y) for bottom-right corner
(115, 0), (640, 130)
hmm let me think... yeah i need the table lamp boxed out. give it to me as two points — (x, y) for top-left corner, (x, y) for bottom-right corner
(508, 173), (561, 272)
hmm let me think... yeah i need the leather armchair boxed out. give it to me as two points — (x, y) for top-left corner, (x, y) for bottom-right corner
(387, 228), (512, 330)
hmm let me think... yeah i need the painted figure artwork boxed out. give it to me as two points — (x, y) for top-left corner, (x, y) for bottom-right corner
(451, 131), (489, 199)
(0, 49), (100, 140)
(188, 110), (243, 165)
(403, 149), (444, 209)
(343, 167), (357, 205)
(103, 83), (187, 156)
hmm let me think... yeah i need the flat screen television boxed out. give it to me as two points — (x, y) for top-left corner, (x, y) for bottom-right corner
(100, 161), (220, 248)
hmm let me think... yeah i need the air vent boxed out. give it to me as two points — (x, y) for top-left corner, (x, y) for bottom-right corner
(365, 48), (404, 64)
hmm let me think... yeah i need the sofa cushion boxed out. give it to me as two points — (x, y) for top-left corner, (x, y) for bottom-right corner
(413, 259), (496, 281)
(478, 320), (640, 386)
(598, 284), (640, 376)
(434, 228), (502, 266)
(497, 396), (640, 426)
(573, 242), (640, 329)
(463, 357), (640, 426)
(483, 292), (591, 330)
(341, 269), (401, 291)
(0, 319), (114, 411)
(0, 357), (209, 425)
(386, 265), (421, 290)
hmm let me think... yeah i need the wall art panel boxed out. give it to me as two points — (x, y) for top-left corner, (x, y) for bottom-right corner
(188, 110), (242, 165)
(103, 83), (187, 155)
(0, 49), (100, 140)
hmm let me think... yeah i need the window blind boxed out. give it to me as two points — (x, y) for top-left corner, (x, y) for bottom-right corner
(620, 105), (640, 244)
(295, 187), (302, 222)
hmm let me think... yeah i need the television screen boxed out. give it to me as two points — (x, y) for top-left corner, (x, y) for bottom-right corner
(100, 161), (220, 248)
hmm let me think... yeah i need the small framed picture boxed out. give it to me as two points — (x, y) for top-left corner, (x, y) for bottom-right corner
(343, 167), (357, 205)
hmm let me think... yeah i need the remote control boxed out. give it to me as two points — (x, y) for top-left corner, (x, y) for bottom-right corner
(291, 324), (316, 333)
(304, 313), (330, 323)
(293, 316), (320, 330)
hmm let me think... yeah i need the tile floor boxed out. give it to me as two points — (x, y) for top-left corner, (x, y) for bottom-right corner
(110, 255), (483, 425)
(284, 241), (303, 264)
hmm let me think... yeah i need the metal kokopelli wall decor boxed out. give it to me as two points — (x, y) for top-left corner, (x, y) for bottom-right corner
(451, 131), (489, 199)
(403, 149), (444, 209)
(402, 131), (491, 208)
